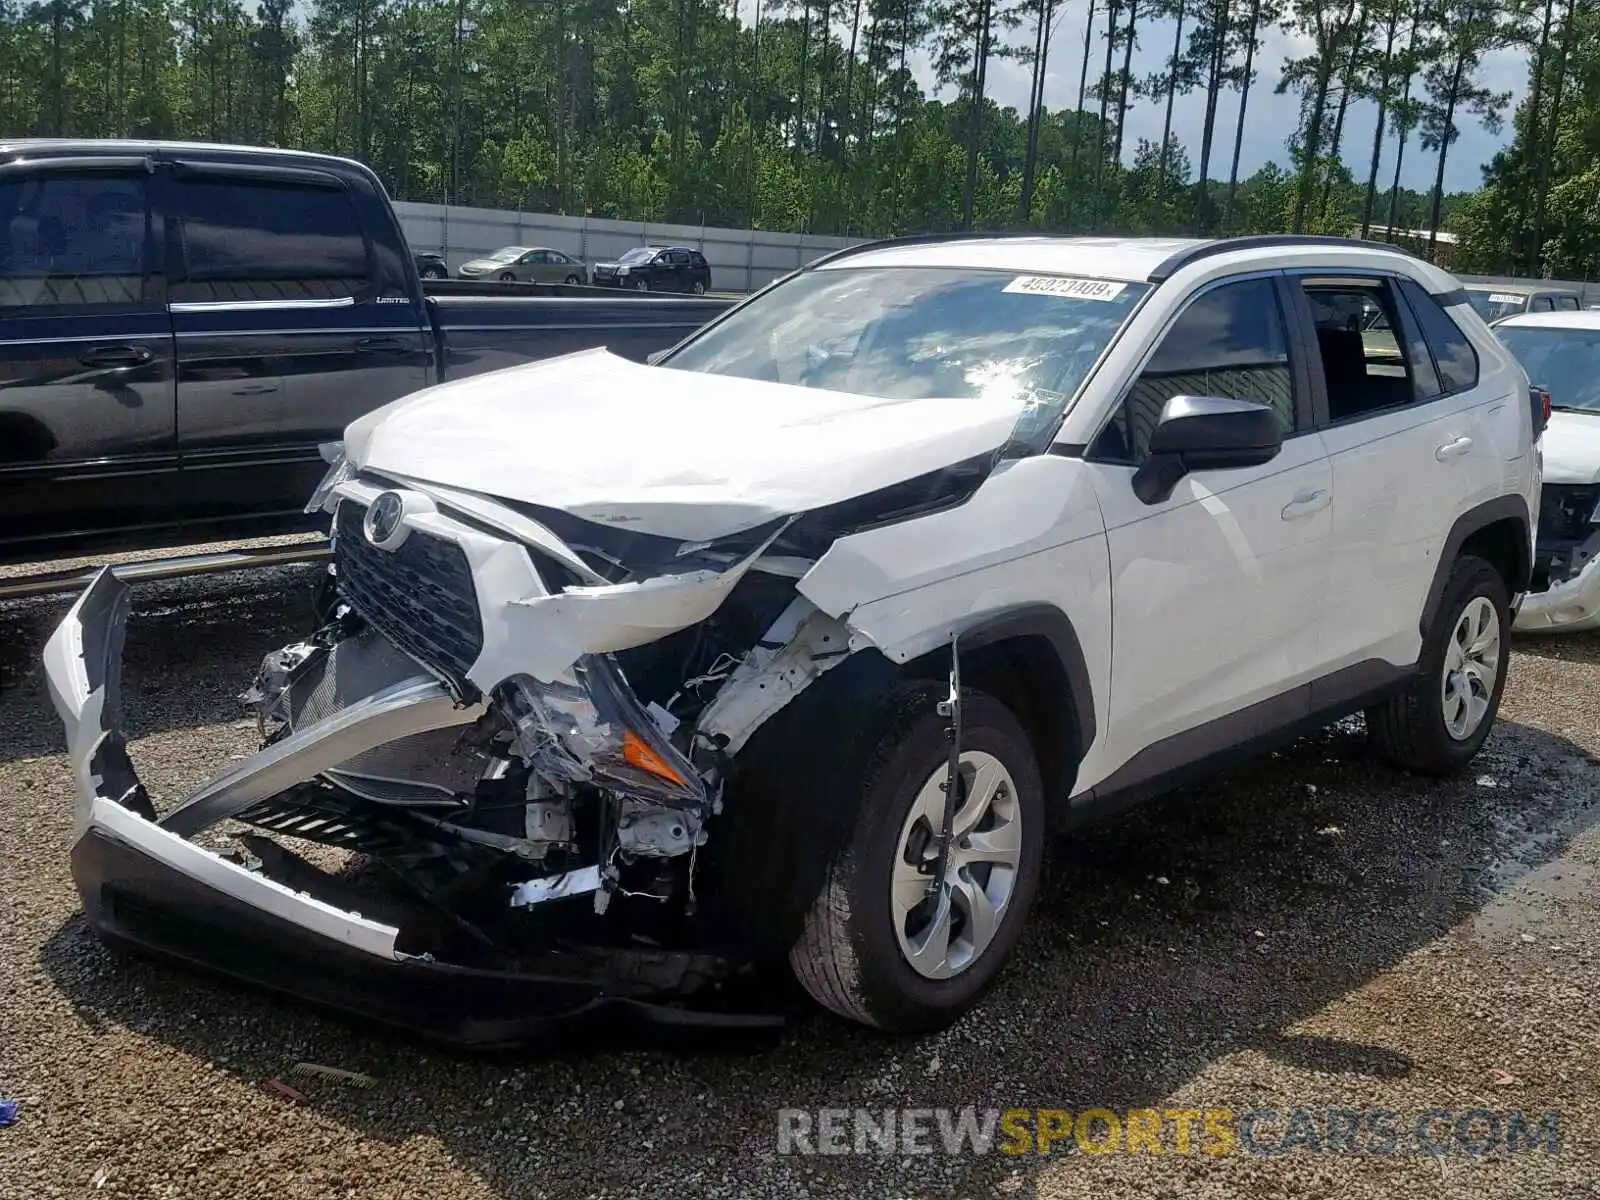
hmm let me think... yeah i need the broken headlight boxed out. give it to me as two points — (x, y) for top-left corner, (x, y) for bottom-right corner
(504, 655), (706, 809)
(304, 442), (352, 514)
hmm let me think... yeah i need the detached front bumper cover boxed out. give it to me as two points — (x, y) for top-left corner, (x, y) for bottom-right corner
(41, 569), (783, 1047)
(1514, 551), (1600, 633)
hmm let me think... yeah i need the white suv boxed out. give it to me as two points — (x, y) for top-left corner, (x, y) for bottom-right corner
(45, 235), (1539, 1043)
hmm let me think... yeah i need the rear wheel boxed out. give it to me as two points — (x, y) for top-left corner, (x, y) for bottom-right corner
(1367, 554), (1509, 775)
(691, 279), (707, 295)
(564, 274), (581, 285)
(789, 688), (1044, 1033)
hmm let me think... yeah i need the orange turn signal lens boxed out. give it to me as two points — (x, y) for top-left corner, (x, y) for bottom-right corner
(622, 728), (689, 787)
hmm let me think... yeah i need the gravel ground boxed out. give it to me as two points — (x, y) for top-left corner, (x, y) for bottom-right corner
(1, 561), (1597, 1199)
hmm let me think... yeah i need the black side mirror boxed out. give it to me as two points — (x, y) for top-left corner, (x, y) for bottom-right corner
(1132, 394), (1285, 505)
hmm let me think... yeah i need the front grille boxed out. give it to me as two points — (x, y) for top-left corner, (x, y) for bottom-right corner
(334, 501), (484, 692)
(1538, 483), (1600, 546)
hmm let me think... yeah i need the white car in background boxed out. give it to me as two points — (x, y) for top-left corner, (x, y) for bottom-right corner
(1495, 310), (1600, 631)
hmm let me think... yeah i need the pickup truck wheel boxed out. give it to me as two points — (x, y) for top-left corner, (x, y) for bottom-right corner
(789, 688), (1044, 1033)
(1367, 554), (1509, 775)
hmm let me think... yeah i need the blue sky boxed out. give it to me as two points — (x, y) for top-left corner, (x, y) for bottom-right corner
(931, 13), (1528, 194)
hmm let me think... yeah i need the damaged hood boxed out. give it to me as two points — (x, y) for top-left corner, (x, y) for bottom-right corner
(344, 348), (1023, 541)
(1543, 410), (1600, 484)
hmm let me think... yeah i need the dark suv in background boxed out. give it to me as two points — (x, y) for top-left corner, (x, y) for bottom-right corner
(590, 245), (712, 293)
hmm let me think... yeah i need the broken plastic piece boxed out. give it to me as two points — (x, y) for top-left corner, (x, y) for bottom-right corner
(264, 1078), (309, 1104)
(509, 864), (604, 908)
(290, 1062), (377, 1088)
(622, 728), (688, 787)
(0, 1098), (17, 1127)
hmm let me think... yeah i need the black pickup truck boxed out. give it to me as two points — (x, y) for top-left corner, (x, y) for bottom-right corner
(0, 140), (733, 562)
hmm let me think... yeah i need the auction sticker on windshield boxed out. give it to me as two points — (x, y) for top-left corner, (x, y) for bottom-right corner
(1003, 275), (1128, 301)
(1490, 293), (1524, 305)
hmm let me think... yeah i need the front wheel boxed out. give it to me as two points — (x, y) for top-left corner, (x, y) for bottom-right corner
(789, 687), (1044, 1033)
(633, 278), (650, 291)
(1367, 554), (1510, 775)
(499, 271), (517, 282)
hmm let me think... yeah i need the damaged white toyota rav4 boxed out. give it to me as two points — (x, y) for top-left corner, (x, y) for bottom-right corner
(46, 234), (1540, 1044)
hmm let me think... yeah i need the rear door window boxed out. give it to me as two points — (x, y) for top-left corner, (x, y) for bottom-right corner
(1299, 276), (1439, 422)
(169, 171), (371, 303)
(0, 169), (155, 311)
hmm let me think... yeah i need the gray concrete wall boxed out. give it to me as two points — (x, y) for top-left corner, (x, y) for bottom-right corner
(393, 201), (865, 293)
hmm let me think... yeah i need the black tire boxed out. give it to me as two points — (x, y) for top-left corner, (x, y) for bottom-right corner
(788, 687), (1045, 1033)
(498, 271), (517, 282)
(691, 279), (707, 295)
(422, 266), (446, 279)
(633, 278), (650, 291)
(1367, 554), (1510, 775)
(564, 274), (582, 285)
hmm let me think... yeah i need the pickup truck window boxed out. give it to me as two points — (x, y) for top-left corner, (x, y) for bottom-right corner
(170, 175), (370, 303)
(0, 171), (153, 311)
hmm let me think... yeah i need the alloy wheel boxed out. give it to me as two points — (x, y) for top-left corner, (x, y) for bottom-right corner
(891, 750), (1023, 981)
(1442, 595), (1501, 740)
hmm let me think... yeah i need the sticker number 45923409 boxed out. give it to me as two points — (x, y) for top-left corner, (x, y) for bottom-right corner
(1003, 275), (1128, 301)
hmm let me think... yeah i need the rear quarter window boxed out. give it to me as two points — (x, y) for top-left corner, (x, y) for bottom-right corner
(1401, 279), (1480, 395)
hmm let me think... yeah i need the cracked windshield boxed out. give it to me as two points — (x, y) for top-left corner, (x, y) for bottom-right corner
(662, 265), (1148, 448)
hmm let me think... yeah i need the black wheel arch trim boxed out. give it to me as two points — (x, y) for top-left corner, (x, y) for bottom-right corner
(951, 603), (1097, 769)
(1420, 494), (1532, 637)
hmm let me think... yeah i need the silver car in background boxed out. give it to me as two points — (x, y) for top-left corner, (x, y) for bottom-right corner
(457, 246), (589, 284)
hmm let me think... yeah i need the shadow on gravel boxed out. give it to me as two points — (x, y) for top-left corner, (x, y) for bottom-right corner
(0, 564), (322, 764)
(1509, 629), (1600, 667)
(35, 713), (1600, 1198)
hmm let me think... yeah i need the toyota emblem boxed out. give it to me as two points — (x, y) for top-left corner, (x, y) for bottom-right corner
(363, 491), (409, 550)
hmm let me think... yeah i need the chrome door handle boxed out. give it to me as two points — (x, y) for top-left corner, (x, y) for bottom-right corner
(1281, 488), (1330, 521)
(1436, 436), (1474, 461)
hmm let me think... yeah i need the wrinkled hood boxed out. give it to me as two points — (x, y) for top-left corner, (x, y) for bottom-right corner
(1543, 410), (1600, 484)
(344, 348), (1023, 542)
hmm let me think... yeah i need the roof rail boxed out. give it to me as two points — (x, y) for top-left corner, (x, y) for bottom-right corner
(804, 229), (1062, 270)
(1146, 234), (1413, 282)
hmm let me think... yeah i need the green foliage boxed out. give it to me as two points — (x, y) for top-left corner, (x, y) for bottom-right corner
(0, 0), (1519, 248)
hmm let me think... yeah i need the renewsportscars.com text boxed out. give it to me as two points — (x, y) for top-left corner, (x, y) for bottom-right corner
(775, 1106), (1562, 1157)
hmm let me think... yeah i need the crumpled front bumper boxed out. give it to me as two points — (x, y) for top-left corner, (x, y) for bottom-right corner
(1513, 553), (1600, 633)
(41, 569), (783, 1047)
